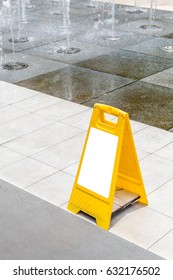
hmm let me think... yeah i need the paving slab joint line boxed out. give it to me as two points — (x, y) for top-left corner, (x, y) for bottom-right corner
(0, 119), (58, 146)
(153, 144), (173, 157)
(103, 79), (137, 95)
(147, 177), (173, 197)
(147, 205), (173, 221)
(142, 71), (173, 85)
(132, 125), (150, 134)
(140, 151), (169, 163)
(57, 106), (90, 122)
(147, 228), (173, 250)
(11, 94), (44, 106)
(0, 150), (27, 170)
(10, 89), (64, 105)
(23, 168), (59, 190)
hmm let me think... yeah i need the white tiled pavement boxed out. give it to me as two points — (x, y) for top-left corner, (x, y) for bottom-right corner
(0, 81), (173, 260)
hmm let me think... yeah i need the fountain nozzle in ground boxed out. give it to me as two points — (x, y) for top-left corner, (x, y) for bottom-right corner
(3, 0), (28, 70)
(56, 0), (81, 55)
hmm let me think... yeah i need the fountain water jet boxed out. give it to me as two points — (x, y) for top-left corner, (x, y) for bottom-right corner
(0, 2), (4, 68)
(26, 0), (34, 9)
(9, 0), (29, 43)
(50, 0), (61, 15)
(86, 0), (96, 9)
(0, 30), (3, 69)
(56, 0), (81, 54)
(140, 0), (160, 31)
(21, 0), (27, 23)
(104, 1), (120, 41)
(3, 0), (28, 70)
(127, 0), (144, 15)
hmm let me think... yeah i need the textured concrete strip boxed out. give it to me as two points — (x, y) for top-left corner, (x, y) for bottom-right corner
(0, 179), (163, 260)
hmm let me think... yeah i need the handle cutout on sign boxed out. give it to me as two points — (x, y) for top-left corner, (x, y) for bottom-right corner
(77, 127), (119, 198)
(104, 113), (118, 124)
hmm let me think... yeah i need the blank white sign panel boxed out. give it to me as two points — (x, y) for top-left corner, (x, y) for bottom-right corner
(77, 127), (119, 198)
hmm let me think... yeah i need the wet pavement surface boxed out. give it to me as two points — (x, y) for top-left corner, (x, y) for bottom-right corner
(16, 65), (134, 103)
(0, 0), (173, 130)
(75, 50), (173, 79)
(84, 81), (173, 130)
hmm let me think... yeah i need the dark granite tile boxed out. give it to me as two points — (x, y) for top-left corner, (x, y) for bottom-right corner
(75, 49), (173, 80)
(162, 32), (173, 39)
(15, 65), (133, 103)
(1, 1), (173, 133)
(83, 81), (173, 130)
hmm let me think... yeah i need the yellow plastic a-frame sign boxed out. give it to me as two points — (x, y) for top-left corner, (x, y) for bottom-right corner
(67, 104), (148, 230)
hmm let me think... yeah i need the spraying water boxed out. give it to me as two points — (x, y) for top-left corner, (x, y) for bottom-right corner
(127, 0), (144, 14)
(140, 0), (160, 31)
(50, 0), (61, 15)
(0, 29), (3, 68)
(104, 1), (120, 41)
(26, 0), (34, 9)
(56, 0), (81, 54)
(3, 0), (28, 70)
(0, 3), (4, 68)
(21, 0), (27, 23)
(86, 0), (96, 9)
(9, 0), (29, 43)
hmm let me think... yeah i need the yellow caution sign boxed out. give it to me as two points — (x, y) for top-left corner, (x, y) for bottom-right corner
(67, 104), (148, 230)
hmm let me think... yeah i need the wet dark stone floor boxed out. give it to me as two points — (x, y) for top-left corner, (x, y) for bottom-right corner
(16, 65), (134, 103)
(162, 33), (173, 39)
(75, 50), (173, 80)
(0, 0), (172, 131)
(83, 81), (173, 130)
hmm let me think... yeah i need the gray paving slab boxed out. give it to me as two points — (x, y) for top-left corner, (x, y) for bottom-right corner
(83, 81), (173, 130)
(0, 52), (67, 83)
(73, 4), (139, 27)
(68, 6), (99, 17)
(124, 37), (173, 59)
(24, 10), (95, 38)
(154, 9), (173, 21)
(24, 16), (83, 37)
(15, 65), (134, 103)
(142, 67), (173, 90)
(75, 49), (173, 80)
(1, 2), (89, 41)
(75, 30), (153, 50)
(22, 40), (113, 64)
(0, 179), (163, 260)
(116, 18), (173, 37)
(69, 7), (142, 35)
(2, 30), (66, 52)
